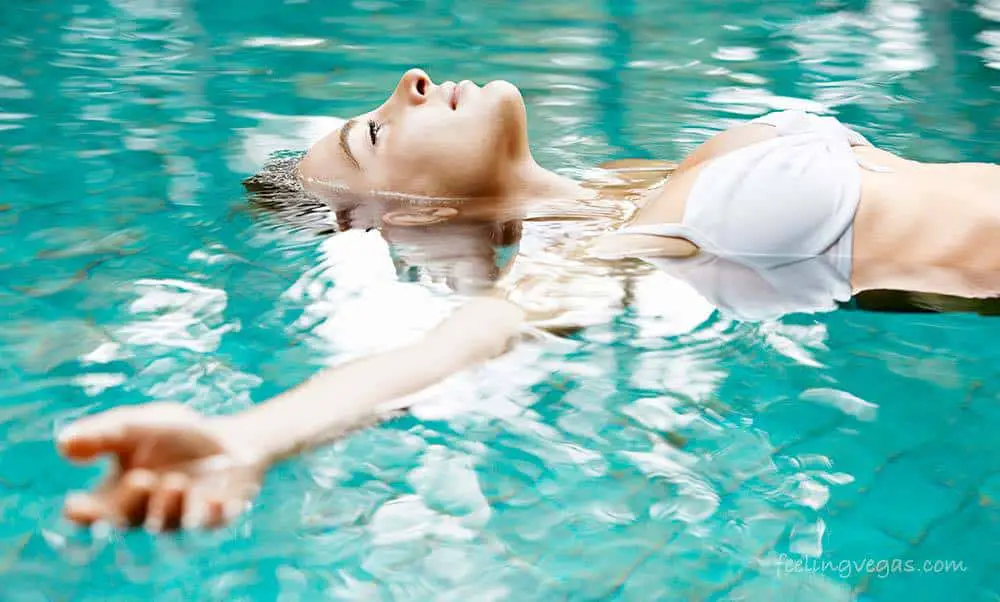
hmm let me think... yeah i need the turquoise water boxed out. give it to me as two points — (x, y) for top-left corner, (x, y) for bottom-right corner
(2, 0), (1000, 600)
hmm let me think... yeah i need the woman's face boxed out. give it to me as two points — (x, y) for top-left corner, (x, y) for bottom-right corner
(309, 69), (531, 199)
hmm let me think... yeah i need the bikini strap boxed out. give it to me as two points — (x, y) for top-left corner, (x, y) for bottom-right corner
(614, 223), (715, 254)
(615, 223), (692, 238)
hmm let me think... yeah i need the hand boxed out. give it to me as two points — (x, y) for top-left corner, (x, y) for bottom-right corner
(57, 402), (266, 532)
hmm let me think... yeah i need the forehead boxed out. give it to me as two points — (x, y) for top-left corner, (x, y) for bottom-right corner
(302, 120), (367, 187)
(338, 119), (361, 170)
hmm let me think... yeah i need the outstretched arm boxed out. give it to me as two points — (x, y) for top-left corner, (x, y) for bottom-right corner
(227, 297), (525, 462)
(57, 297), (526, 532)
(57, 159), (675, 533)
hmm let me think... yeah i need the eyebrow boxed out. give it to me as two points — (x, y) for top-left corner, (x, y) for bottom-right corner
(339, 118), (360, 171)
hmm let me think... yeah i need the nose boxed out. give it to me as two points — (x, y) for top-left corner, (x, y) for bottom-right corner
(394, 68), (433, 106)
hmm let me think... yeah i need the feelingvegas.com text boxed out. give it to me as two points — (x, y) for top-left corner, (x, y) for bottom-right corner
(777, 554), (968, 579)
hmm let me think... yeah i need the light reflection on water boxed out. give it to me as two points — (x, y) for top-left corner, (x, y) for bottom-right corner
(1, 0), (999, 600)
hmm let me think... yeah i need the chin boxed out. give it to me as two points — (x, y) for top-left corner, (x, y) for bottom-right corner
(485, 79), (523, 101)
(486, 80), (527, 128)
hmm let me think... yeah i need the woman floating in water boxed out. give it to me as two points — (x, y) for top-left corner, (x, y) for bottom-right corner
(57, 69), (1000, 532)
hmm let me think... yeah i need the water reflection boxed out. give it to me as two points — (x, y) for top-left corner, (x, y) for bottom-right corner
(3, 0), (1000, 599)
(867, 0), (934, 73)
(248, 161), (1000, 327)
(638, 251), (1000, 321)
(979, 28), (1000, 69)
(637, 252), (851, 322)
(976, 0), (1000, 22)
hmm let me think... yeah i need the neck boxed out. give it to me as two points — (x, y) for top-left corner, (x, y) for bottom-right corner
(510, 159), (594, 204)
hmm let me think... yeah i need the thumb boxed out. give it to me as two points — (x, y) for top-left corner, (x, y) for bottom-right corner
(57, 413), (133, 462)
(57, 403), (199, 463)
(56, 404), (174, 462)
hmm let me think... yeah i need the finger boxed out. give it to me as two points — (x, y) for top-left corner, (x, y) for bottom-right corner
(56, 407), (144, 462)
(182, 489), (228, 531)
(202, 498), (226, 530)
(181, 485), (209, 531)
(224, 498), (251, 525)
(64, 492), (106, 526)
(146, 473), (188, 533)
(212, 482), (258, 528)
(57, 420), (128, 463)
(115, 470), (156, 528)
(56, 403), (187, 462)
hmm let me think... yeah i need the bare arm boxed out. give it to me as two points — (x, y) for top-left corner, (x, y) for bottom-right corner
(57, 157), (681, 532)
(225, 297), (525, 465)
(57, 297), (528, 531)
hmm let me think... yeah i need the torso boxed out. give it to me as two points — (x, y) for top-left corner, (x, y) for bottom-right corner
(852, 148), (1000, 274)
(622, 120), (1000, 285)
(248, 115), (1000, 323)
(621, 123), (779, 258)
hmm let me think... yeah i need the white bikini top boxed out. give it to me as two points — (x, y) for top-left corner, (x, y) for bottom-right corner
(618, 109), (887, 280)
(642, 251), (853, 322)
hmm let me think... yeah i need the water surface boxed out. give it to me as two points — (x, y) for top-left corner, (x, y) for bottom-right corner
(1, 0), (999, 600)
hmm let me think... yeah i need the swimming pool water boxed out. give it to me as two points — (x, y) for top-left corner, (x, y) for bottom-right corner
(2, 0), (1000, 599)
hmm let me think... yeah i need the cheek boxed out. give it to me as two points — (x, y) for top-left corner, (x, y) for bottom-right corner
(382, 113), (509, 197)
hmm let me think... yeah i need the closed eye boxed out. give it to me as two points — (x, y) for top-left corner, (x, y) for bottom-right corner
(368, 119), (382, 146)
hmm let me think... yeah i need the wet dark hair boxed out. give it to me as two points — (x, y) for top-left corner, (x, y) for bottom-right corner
(242, 154), (344, 235)
(242, 154), (523, 293)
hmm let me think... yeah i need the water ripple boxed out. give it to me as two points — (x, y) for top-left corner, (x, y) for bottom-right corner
(1, 0), (997, 600)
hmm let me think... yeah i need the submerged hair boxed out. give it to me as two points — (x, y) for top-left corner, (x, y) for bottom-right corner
(241, 153), (524, 293)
